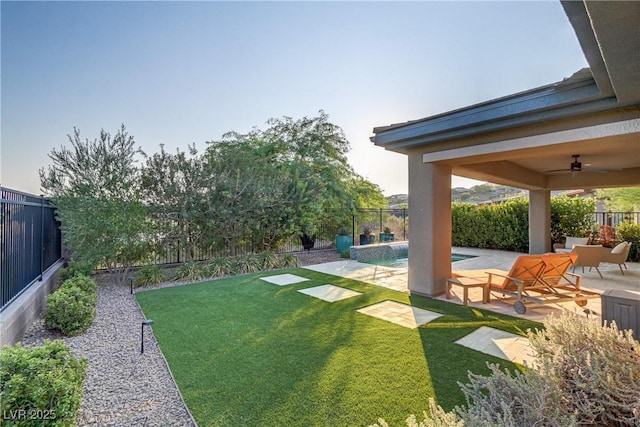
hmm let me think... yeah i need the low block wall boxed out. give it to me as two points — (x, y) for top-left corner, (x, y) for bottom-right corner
(0, 260), (64, 348)
(350, 241), (408, 263)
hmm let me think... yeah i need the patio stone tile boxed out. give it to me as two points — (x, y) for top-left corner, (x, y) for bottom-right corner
(357, 300), (443, 329)
(298, 284), (363, 302)
(260, 273), (310, 286)
(455, 326), (536, 366)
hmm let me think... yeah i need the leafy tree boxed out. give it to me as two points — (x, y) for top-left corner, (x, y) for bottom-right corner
(261, 111), (355, 239)
(596, 187), (640, 212)
(40, 125), (151, 284)
(204, 111), (361, 249)
(140, 144), (211, 261)
(204, 133), (290, 253)
(346, 176), (387, 209)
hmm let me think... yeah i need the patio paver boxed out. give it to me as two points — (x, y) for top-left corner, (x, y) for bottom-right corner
(455, 326), (536, 366)
(304, 247), (640, 323)
(260, 273), (309, 286)
(298, 284), (363, 302)
(357, 300), (442, 328)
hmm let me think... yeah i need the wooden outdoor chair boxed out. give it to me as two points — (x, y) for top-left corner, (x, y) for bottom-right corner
(485, 255), (546, 314)
(452, 253), (600, 314)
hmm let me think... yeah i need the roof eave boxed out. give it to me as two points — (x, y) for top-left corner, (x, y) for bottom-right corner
(372, 72), (614, 152)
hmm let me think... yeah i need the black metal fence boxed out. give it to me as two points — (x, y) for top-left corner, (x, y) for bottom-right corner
(348, 209), (638, 246)
(352, 208), (408, 245)
(593, 211), (640, 228)
(1, 187), (62, 310)
(149, 216), (342, 265)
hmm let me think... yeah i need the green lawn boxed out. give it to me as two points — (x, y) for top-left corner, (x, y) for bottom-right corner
(136, 268), (541, 426)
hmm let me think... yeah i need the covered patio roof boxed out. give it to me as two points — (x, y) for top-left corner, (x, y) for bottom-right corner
(369, 0), (640, 298)
(371, 1), (640, 191)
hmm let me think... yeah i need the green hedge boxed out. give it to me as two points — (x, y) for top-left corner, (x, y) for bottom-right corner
(549, 195), (596, 243)
(44, 275), (97, 336)
(58, 260), (94, 283)
(452, 196), (596, 252)
(0, 340), (87, 426)
(618, 222), (640, 262)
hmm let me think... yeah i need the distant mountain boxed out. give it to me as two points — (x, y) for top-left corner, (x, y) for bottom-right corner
(386, 184), (527, 207)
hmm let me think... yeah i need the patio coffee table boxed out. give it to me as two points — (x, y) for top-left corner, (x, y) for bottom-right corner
(447, 269), (504, 305)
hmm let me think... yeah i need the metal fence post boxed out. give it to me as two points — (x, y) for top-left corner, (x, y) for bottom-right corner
(39, 194), (44, 281)
(352, 215), (355, 246)
(403, 208), (407, 241)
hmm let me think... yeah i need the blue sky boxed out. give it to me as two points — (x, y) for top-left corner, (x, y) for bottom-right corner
(1, 1), (587, 196)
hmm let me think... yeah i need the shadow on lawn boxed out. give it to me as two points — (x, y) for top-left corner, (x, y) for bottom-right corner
(138, 269), (542, 425)
(407, 293), (540, 412)
(139, 269), (379, 425)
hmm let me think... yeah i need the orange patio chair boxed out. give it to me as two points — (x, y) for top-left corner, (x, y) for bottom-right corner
(477, 253), (600, 314)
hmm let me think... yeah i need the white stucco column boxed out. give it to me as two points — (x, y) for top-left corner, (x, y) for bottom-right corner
(408, 152), (452, 296)
(529, 190), (551, 253)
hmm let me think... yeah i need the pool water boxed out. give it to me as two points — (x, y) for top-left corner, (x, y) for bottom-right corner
(368, 254), (475, 269)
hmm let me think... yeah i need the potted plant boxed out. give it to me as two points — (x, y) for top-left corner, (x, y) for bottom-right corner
(359, 227), (375, 245)
(335, 226), (353, 253)
(379, 226), (395, 242)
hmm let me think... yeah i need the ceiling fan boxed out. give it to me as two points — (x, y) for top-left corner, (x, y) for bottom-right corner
(544, 154), (617, 176)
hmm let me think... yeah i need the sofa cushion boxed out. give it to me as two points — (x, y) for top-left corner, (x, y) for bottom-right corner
(611, 242), (628, 254)
(565, 236), (589, 248)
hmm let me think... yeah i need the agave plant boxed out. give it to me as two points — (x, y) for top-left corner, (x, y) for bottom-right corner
(205, 257), (231, 277)
(134, 264), (164, 286)
(233, 253), (260, 274)
(258, 251), (280, 270)
(172, 261), (205, 281)
(280, 253), (298, 268)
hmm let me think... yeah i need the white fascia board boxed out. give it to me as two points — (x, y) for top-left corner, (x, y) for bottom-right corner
(422, 117), (640, 164)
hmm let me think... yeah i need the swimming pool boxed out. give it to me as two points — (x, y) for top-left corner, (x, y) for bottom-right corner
(367, 254), (475, 269)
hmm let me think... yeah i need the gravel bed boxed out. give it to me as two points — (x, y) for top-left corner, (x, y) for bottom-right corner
(19, 249), (343, 426)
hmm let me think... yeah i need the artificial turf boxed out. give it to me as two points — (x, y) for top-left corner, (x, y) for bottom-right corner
(136, 268), (541, 426)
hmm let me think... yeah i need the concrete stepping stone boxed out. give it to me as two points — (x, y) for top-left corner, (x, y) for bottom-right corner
(260, 273), (310, 286)
(357, 300), (443, 328)
(455, 326), (535, 366)
(298, 284), (363, 302)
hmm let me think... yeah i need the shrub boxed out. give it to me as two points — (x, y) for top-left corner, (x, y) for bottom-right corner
(233, 253), (260, 274)
(172, 261), (205, 281)
(61, 274), (97, 294)
(134, 264), (164, 286)
(528, 312), (640, 425)
(452, 196), (596, 252)
(44, 285), (96, 336)
(617, 222), (640, 261)
(258, 251), (280, 270)
(372, 311), (640, 427)
(456, 363), (574, 427)
(337, 226), (351, 236)
(550, 195), (596, 243)
(279, 253), (298, 268)
(205, 257), (232, 277)
(0, 340), (87, 426)
(340, 249), (351, 258)
(59, 260), (94, 283)
(370, 399), (464, 427)
(452, 200), (529, 252)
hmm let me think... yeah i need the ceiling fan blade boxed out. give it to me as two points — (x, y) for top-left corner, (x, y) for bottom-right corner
(544, 169), (572, 175)
(582, 166), (622, 173)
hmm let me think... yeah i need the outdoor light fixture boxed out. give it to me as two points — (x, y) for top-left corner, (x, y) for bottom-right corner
(129, 276), (135, 295)
(141, 319), (154, 354)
